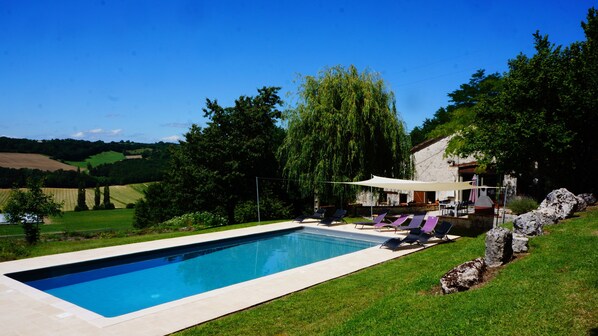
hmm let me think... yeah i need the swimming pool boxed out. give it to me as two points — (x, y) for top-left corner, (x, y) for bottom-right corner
(7, 227), (386, 318)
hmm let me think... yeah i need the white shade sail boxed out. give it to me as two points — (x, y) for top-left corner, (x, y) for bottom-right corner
(337, 175), (474, 191)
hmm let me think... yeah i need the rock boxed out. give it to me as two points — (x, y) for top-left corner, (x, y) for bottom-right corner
(538, 188), (579, 220)
(512, 234), (529, 253)
(577, 193), (596, 205)
(484, 227), (513, 267)
(513, 211), (544, 236)
(575, 196), (587, 212)
(440, 258), (486, 294)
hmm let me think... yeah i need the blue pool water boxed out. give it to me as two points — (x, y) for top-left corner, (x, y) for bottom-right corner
(9, 227), (382, 317)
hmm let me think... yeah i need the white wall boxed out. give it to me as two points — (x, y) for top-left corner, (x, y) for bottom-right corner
(411, 137), (476, 202)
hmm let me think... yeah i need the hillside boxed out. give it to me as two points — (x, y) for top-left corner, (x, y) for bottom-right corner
(0, 153), (77, 172)
(0, 183), (150, 212)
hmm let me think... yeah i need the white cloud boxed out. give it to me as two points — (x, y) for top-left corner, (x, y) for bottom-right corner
(161, 135), (181, 142)
(71, 128), (124, 139)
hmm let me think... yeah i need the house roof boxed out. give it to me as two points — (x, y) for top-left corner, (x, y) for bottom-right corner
(410, 136), (446, 154)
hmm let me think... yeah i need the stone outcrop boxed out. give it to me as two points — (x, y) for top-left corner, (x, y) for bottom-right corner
(485, 227), (513, 267)
(513, 211), (544, 236)
(575, 196), (588, 212)
(537, 188), (579, 220)
(440, 258), (486, 294)
(512, 233), (529, 253)
(577, 193), (596, 205)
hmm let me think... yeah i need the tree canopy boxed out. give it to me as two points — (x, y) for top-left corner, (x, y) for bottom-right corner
(278, 65), (412, 202)
(410, 69), (502, 147)
(3, 179), (62, 244)
(135, 87), (287, 226)
(449, 8), (598, 196)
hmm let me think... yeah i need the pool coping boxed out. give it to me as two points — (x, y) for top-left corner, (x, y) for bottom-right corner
(0, 221), (459, 335)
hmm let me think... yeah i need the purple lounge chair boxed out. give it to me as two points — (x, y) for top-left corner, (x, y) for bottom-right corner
(381, 220), (454, 250)
(419, 216), (439, 234)
(354, 212), (388, 229)
(394, 213), (425, 232)
(374, 214), (409, 231)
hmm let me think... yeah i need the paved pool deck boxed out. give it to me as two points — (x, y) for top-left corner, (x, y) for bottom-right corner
(0, 220), (458, 336)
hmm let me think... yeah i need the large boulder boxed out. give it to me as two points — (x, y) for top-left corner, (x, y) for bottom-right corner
(485, 227), (513, 267)
(577, 193), (596, 205)
(440, 258), (486, 294)
(513, 211), (544, 236)
(575, 196), (587, 212)
(537, 188), (579, 220)
(512, 233), (529, 253)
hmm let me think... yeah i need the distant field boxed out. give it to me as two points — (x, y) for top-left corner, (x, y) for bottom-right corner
(0, 183), (150, 212)
(66, 150), (126, 168)
(0, 153), (77, 171)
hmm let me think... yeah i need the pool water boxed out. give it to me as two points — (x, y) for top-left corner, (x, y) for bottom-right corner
(10, 228), (381, 317)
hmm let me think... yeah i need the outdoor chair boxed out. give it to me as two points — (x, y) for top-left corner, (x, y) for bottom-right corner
(294, 208), (326, 222)
(318, 209), (347, 226)
(373, 214), (409, 231)
(417, 221), (454, 244)
(353, 211), (388, 229)
(380, 227), (424, 250)
(393, 213), (426, 232)
(419, 216), (439, 234)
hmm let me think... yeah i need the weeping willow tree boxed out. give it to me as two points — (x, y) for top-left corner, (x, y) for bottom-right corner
(278, 65), (412, 204)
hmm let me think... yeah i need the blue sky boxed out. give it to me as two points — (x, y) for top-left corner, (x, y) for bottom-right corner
(0, 0), (595, 143)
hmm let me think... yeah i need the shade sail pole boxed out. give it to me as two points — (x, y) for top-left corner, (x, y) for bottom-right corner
(256, 177), (261, 223)
(370, 174), (373, 218)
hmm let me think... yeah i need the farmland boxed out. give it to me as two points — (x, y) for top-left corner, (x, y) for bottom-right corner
(66, 150), (126, 168)
(0, 153), (77, 171)
(0, 183), (150, 211)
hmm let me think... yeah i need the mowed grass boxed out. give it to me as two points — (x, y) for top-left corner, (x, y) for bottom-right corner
(1, 214), (284, 258)
(66, 150), (125, 168)
(177, 208), (598, 336)
(0, 183), (149, 211)
(0, 208), (135, 236)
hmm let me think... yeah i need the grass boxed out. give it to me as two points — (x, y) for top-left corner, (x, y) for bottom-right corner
(0, 209), (284, 258)
(0, 208), (135, 236)
(0, 183), (149, 211)
(176, 208), (598, 336)
(66, 150), (126, 168)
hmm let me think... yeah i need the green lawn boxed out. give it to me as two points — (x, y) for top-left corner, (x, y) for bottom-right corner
(0, 208), (135, 236)
(177, 209), (598, 336)
(66, 150), (125, 168)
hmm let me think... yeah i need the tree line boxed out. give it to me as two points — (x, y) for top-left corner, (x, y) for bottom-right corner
(0, 137), (169, 161)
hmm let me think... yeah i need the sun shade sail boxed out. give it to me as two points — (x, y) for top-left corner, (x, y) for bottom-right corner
(337, 175), (474, 191)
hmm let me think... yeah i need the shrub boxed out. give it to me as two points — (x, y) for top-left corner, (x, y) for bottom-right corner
(126, 203), (135, 209)
(507, 196), (539, 215)
(0, 239), (30, 261)
(158, 212), (227, 231)
(235, 197), (292, 223)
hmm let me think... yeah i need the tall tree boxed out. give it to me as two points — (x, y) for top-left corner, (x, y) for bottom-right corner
(278, 65), (412, 202)
(4, 179), (62, 244)
(103, 184), (114, 209)
(94, 183), (101, 209)
(410, 69), (502, 147)
(452, 8), (598, 196)
(160, 86), (285, 224)
(75, 182), (88, 211)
